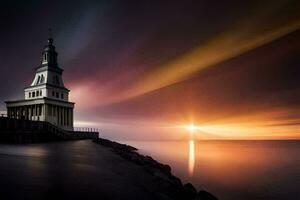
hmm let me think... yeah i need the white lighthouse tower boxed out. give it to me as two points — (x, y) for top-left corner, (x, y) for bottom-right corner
(5, 36), (74, 131)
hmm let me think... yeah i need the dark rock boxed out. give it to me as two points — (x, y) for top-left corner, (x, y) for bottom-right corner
(145, 155), (155, 162)
(183, 183), (197, 200)
(156, 193), (174, 200)
(171, 176), (183, 187)
(93, 138), (138, 152)
(144, 165), (156, 174)
(161, 164), (172, 173)
(93, 138), (217, 200)
(195, 190), (218, 200)
(184, 183), (197, 193)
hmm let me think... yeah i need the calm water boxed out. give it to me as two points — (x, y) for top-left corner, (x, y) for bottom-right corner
(125, 140), (300, 200)
(0, 140), (298, 200)
(0, 140), (158, 200)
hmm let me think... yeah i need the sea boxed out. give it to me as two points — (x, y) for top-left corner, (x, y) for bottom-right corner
(125, 140), (300, 200)
(0, 140), (298, 200)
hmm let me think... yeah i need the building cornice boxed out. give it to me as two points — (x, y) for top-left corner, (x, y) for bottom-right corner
(5, 97), (75, 108)
(24, 83), (70, 91)
(35, 64), (63, 74)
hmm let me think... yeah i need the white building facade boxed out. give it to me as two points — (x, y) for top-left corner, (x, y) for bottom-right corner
(5, 37), (74, 131)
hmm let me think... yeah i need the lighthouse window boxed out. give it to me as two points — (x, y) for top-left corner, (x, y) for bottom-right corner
(29, 92), (31, 98)
(40, 75), (44, 83)
(40, 90), (42, 96)
(32, 92), (35, 97)
(36, 75), (41, 85)
(61, 93), (64, 99)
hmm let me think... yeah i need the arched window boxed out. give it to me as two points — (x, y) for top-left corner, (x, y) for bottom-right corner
(44, 53), (47, 61)
(40, 75), (44, 83)
(29, 92), (31, 98)
(36, 76), (41, 85)
(32, 91), (35, 97)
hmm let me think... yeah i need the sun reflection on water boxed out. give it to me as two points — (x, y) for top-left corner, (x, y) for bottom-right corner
(188, 140), (195, 176)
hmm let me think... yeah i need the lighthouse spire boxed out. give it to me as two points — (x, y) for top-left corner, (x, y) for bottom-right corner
(48, 28), (53, 45)
(42, 29), (57, 66)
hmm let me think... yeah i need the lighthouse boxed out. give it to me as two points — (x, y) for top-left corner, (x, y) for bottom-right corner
(5, 36), (74, 131)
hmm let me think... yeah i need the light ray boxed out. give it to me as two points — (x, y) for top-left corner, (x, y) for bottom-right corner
(188, 140), (195, 176)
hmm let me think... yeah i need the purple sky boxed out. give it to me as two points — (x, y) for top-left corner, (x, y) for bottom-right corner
(1, 0), (300, 140)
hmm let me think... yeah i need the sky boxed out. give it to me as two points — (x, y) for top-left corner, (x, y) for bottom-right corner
(0, 0), (300, 140)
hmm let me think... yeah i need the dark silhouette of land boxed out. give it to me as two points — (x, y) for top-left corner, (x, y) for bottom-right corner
(0, 116), (217, 199)
(0, 116), (98, 143)
(0, 138), (217, 200)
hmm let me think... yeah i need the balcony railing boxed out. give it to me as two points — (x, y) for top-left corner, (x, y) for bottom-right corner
(73, 127), (100, 133)
(0, 114), (7, 118)
(1, 115), (99, 134)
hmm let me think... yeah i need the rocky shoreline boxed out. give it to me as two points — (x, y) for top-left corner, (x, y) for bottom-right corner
(93, 138), (218, 200)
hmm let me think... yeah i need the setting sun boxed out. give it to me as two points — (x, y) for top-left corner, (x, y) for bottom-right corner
(186, 124), (200, 133)
(0, 1), (299, 200)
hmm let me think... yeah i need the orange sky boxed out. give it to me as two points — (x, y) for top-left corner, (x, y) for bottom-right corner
(1, 1), (300, 140)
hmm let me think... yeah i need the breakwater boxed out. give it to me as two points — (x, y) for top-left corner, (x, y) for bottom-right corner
(94, 138), (218, 200)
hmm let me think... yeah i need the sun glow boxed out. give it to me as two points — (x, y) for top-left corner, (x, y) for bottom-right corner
(185, 124), (202, 140)
(186, 124), (201, 133)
